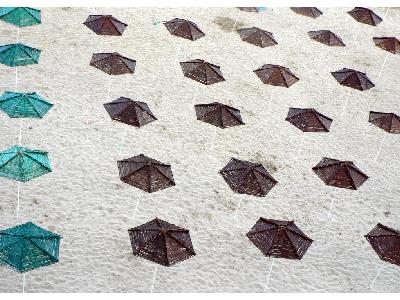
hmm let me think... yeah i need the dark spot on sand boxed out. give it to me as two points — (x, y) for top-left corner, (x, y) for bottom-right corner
(384, 211), (391, 217)
(212, 16), (245, 32)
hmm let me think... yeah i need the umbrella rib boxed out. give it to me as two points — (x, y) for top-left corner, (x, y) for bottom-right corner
(27, 238), (58, 262)
(23, 152), (51, 171)
(24, 8), (40, 22)
(166, 232), (195, 255)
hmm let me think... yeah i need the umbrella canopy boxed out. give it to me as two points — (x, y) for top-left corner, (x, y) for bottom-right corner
(285, 107), (332, 132)
(118, 154), (175, 193)
(163, 18), (204, 41)
(365, 223), (400, 267)
(104, 97), (157, 127)
(348, 7), (382, 26)
(128, 218), (196, 266)
(0, 7), (41, 27)
(0, 43), (40, 67)
(369, 111), (400, 134)
(0, 145), (52, 182)
(373, 37), (400, 54)
(0, 91), (53, 118)
(219, 158), (277, 197)
(254, 64), (299, 87)
(237, 27), (277, 48)
(83, 15), (127, 36)
(247, 218), (313, 259)
(312, 157), (368, 190)
(237, 7), (260, 12)
(194, 102), (244, 129)
(90, 52), (136, 75)
(308, 30), (345, 46)
(0, 222), (61, 273)
(331, 68), (375, 91)
(290, 7), (322, 18)
(180, 59), (225, 85)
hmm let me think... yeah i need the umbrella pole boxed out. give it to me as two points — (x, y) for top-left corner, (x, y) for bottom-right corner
(18, 119), (23, 145)
(327, 189), (337, 220)
(117, 128), (127, 156)
(191, 85), (199, 106)
(150, 266), (158, 293)
(173, 40), (182, 75)
(296, 134), (305, 160)
(208, 127), (217, 158)
(132, 197), (140, 220)
(106, 76), (112, 102)
(22, 273), (25, 293)
(374, 135), (386, 162)
(233, 197), (242, 219)
(376, 53), (389, 79)
(340, 90), (351, 119)
(370, 265), (384, 289)
(264, 258), (274, 291)
(16, 181), (21, 219)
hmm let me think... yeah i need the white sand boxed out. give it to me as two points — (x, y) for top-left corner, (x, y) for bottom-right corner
(0, 7), (400, 292)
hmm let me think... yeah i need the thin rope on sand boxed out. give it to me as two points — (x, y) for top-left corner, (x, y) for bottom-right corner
(264, 259), (274, 291)
(150, 266), (158, 293)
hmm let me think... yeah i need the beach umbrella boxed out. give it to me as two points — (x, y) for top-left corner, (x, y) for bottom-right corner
(128, 218), (196, 266)
(194, 102), (244, 129)
(285, 107), (332, 132)
(254, 64), (299, 88)
(0, 7), (41, 27)
(348, 7), (382, 26)
(369, 111), (400, 134)
(83, 15), (127, 36)
(0, 145), (52, 182)
(331, 68), (375, 91)
(308, 30), (345, 47)
(238, 7), (260, 12)
(237, 27), (277, 48)
(290, 7), (322, 18)
(90, 52), (136, 75)
(0, 222), (61, 273)
(117, 154), (175, 193)
(104, 97), (157, 127)
(247, 218), (313, 259)
(219, 158), (277, 197)
(0, 43), (40, 67)
(163, 18), (204, 41)
(180, 59), (225, 85)
(373, 37), (400, 54)
(312, 157), (368, 190)
(365, 223), (400, 267)
(0, 91), (53, 118)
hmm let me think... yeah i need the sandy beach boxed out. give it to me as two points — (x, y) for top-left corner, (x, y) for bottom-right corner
(0, 7), (400, 292)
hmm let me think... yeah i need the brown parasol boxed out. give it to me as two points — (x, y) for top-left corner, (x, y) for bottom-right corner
(312, 157), (368, 190)
(331, 68), (375, 91)
(117, 154), (175, 193)
(180, 59), (225, 85)
(219, 158), (277, 197)
(163, 18), (205, 41)
(194, 102), (244, 129)
(365, 223), (400, 267)
(348, 7), (382, 26)
(290, 7), (322, 18)
(285, 107), (332, 132)
(308, 30), (345, 47)
(128, 218), (196, 266)
(237, 7), (260, 13)
(254, 64), (299, 88)
(373, 37), (400, 54)
(247, 218), (313, 259)
(103, 97), (157, 127)
(83, 15), (128, 36)
(90, 52), (136, 75)
(369, 111), (400, 134)
(237, 27), (278, 48)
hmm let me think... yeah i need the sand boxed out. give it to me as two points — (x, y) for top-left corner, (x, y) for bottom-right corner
(0, 7), (400, 293)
